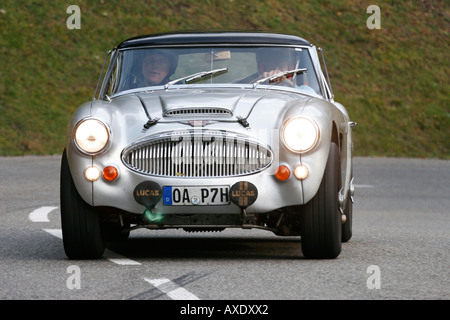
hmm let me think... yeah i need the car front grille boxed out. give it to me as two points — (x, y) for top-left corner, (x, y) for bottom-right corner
(122, 130), (272, 177)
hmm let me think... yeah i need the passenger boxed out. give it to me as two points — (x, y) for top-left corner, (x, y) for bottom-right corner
(255, 48), (295, 86)
(236, 48), (295, 86)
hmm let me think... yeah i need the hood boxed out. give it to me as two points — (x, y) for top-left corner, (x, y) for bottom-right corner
(87, 87), (323, 160)
(129, 88), (312, 122)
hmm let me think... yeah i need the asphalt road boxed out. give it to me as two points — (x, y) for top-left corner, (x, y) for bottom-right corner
(0, 155), (449, 303)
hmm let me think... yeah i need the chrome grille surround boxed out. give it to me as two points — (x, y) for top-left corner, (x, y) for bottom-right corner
(121, 130), (273, 178)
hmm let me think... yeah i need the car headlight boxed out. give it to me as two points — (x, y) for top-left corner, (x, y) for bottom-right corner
(282, 117), (319, 153)
(74, 118), (110, 154)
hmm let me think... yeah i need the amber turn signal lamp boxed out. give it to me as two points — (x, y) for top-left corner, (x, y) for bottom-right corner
(103, 166), (119, 181)
(275, 165), (290, 181)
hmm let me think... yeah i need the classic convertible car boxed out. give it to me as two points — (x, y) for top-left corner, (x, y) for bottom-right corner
(61, 32), (355, 259)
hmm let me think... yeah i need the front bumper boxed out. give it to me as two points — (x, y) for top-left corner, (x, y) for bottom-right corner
(67, 139), (330, 219)
(67, 123), (331, 218)
(93, 163), (303, 215)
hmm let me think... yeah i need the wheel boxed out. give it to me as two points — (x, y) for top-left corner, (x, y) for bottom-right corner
(300, 142), (342, 259)
(60, 149), (105, 259)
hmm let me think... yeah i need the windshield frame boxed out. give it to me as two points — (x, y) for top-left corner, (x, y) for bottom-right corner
(98, 44), (327, 100)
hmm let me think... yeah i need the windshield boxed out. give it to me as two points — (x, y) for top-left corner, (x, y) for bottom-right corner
(103, 46), (322, 97)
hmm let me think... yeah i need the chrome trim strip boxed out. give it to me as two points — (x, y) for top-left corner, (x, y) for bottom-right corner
(163, 106), (233, 117)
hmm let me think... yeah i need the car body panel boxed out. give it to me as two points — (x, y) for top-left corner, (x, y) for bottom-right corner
(67, 88), (338, 212)
(64, 31), (354, 232)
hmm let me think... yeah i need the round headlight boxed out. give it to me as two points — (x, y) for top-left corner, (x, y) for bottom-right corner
(282, 117), (319, 153)
(74, 119), (110, 154)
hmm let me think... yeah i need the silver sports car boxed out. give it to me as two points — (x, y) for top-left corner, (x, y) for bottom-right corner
(61, 32), (356, 259)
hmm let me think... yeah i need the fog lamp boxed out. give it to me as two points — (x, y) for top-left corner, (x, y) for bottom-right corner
(294, 165), (309, 180)
(84, 166), (100, 181)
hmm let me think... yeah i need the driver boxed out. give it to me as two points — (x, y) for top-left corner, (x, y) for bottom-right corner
(141, 50), (178, 86)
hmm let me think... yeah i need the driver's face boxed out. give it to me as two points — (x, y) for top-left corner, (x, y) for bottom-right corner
(142, 53), (170, 85)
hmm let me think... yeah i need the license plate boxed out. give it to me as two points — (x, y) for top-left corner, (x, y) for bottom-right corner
(163, 186), (230, 206)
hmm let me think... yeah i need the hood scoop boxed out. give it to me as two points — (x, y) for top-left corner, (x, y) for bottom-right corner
(163, 106), (233, 118)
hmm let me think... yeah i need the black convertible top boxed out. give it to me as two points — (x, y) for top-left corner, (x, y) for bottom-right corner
(117, 31), (310, 49)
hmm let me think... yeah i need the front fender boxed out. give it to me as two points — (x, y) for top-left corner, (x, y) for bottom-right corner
(282, 99), (333, 204)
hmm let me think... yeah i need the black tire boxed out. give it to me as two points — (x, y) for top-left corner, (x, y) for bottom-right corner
(300, 143), (342, 259)
(60, 149), (105, 259)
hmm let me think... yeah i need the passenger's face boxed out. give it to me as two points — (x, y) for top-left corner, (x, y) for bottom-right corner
(142, 53), (170, 85)
(259, 59), (289, 73)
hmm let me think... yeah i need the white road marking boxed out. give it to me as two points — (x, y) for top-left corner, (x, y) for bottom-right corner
(43, 228), (141, 265)
(354, 184), (374, 188)
(29, 206), (58, 222)
(43, 228), (62, 239)
(38, 210), (199, 299)
(144, 278), (200, 300)
(104, 249), (141, 265)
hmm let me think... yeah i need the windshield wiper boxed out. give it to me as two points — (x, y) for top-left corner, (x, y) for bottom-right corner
(252, 68), (307, 89)
(165, 68), (228, 89)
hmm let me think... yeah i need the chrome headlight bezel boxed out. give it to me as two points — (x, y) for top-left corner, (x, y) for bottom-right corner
(281, 116), (320, 153)
(73, 118), (111, 155)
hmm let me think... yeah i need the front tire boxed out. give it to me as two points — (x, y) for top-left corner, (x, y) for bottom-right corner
(300, 143), (342, 259)
(60, 149), (105, 259)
